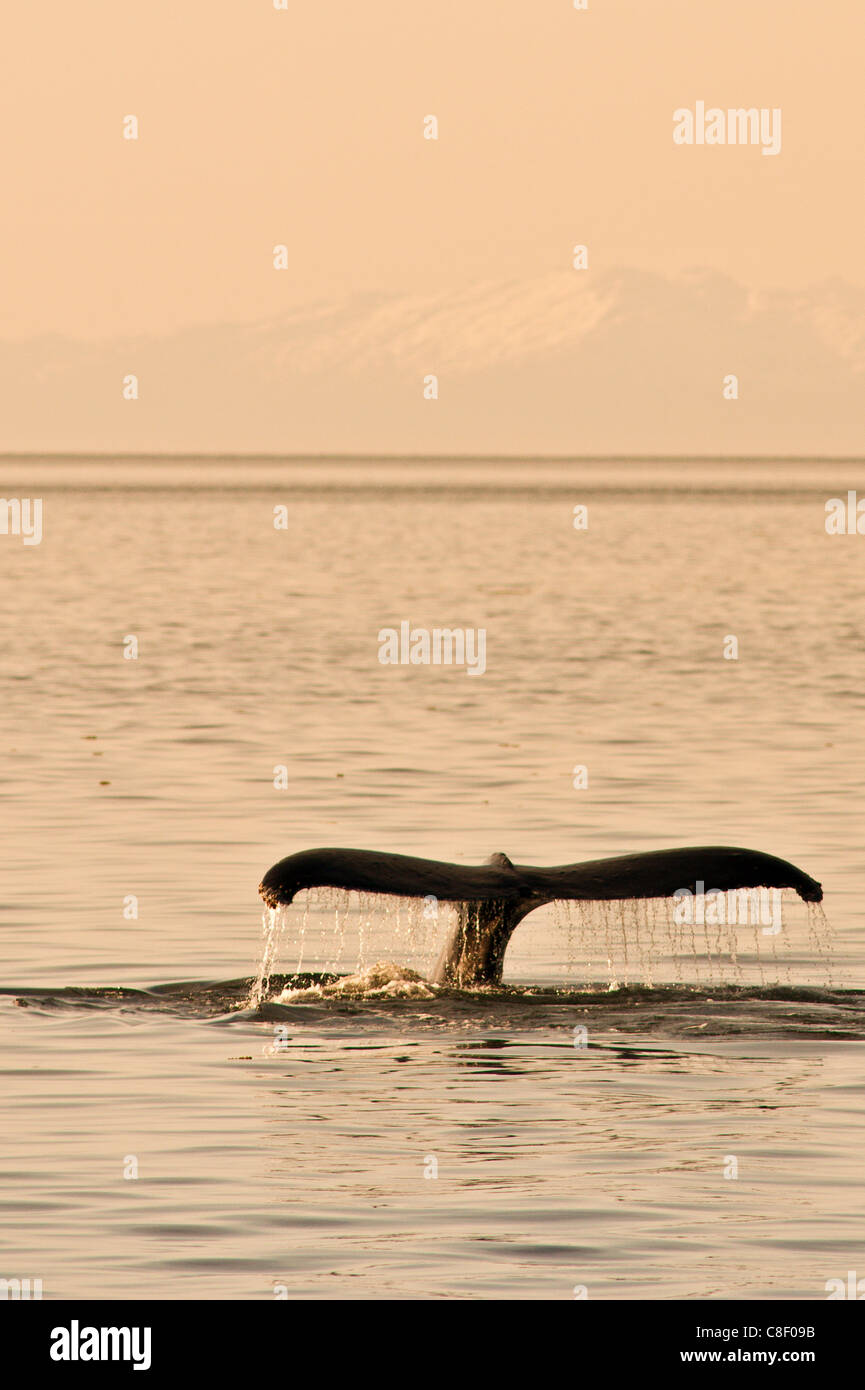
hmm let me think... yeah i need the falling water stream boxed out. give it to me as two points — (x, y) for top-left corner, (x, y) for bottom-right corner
(248, 889), (838, 1005)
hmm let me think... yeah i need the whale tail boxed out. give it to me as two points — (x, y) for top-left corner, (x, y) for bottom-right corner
(258, 845), (823, 988)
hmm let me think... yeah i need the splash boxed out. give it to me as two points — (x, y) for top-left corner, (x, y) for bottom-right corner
(250, 887), (835, 1003)
(253, 886), (453, 988)
(277, 961), (437, 1002)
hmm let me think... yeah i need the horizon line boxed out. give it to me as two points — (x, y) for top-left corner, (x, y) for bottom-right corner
(2, 453), (864, 465)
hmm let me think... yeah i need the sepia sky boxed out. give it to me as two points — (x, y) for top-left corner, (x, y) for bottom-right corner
(1, 1), (863, 451)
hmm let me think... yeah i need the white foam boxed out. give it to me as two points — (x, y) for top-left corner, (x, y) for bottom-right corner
(277, 960), (438, 1002)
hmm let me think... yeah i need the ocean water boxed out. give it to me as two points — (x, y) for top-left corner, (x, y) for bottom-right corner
(1, 456), (864, 1300)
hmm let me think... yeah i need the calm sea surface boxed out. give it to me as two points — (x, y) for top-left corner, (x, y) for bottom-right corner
(1, 457), (864, 1300)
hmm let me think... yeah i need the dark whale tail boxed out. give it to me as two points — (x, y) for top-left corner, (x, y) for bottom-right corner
(258, 846), (823, 988)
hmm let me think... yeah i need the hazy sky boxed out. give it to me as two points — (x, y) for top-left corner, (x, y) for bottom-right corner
(3, 1), (863, 341)
(2, 2), (862, 454)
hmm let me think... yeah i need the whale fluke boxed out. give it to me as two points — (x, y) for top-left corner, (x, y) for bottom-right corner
(258, 845), (823, 988)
